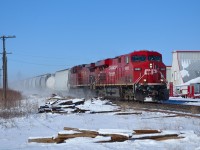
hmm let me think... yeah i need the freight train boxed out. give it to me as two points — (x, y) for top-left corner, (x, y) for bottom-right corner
(18, 50), (169, 102)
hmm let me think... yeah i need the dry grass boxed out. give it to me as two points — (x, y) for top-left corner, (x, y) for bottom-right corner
(0, 88), (24, 119)
(0, 88), (23, 109)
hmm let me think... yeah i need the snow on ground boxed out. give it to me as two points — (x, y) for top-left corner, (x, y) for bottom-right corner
(163, 97), (200, 106)
(0, 95), (200, 150)
(76, 98), (120, 113)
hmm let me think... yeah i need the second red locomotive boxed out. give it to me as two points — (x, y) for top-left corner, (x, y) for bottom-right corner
(70, 50), (169, 102)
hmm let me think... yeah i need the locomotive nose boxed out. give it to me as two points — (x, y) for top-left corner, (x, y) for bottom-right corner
(146, 60), (166, 82)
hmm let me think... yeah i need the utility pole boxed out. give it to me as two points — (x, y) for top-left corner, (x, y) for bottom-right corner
(0, 35), (15, 100)
(0, 69), (2, 88)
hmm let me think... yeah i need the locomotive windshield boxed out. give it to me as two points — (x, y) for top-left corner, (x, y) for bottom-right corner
(148, 56), (162, 61)
(132, 56), (146, 62)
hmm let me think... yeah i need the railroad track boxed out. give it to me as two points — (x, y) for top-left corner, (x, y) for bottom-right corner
(112, 100), (200, 117)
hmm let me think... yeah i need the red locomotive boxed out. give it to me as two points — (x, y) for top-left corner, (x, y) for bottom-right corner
(70, 50), (169, 102)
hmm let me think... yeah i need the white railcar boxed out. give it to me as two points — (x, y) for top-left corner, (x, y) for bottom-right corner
(35, 76), (42, 88)
(54, 69), (70, 92)
(41, 74), (51, 89)
(31, 77), (37, 89)
(46, 74), (55, 90)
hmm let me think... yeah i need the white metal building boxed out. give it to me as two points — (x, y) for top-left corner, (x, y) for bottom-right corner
(166, 66), (172, 83)
(171, 51), (200, 95)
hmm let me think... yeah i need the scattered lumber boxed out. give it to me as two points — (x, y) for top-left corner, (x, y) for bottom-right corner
(38, 97), (86, 113)
(115, 112), (142, 115)
(110, 134), (129, 142)
(132, 134), (183, 141)
(28, 127), (184, 144)
(38, 96), (120, 114)
(57, 131), (98, 139)
(133, 129), (161, 134)
(90, 110), (121, 114)
(28, 137), (55, 143)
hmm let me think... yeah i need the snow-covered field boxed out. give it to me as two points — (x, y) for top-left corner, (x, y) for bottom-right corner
(1, 95), (200, 150)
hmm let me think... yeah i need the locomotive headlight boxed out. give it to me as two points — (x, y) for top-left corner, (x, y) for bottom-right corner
(150, 63), (153, 69)
(160, 79), (164, 82)
(143, 79), (147, 82)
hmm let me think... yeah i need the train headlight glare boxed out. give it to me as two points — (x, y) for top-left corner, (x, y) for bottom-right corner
(160, 79), (164, 82)
(150, 63), (153, 69)
(144, 79), (147, 82)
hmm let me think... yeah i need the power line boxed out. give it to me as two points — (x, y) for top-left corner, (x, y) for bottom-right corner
(13, 52), (68, 60)
(9, 58), (71, 67)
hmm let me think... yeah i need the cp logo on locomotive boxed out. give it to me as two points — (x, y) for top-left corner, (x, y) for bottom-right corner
(144, 69), (158, 75)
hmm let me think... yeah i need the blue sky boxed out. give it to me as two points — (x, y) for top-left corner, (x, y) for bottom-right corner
(0, 0), (200, 81)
